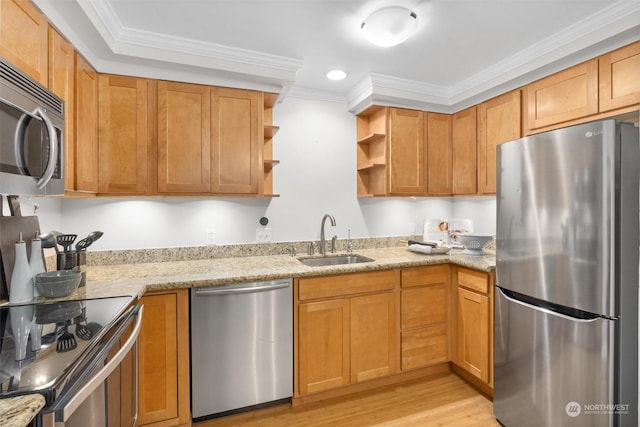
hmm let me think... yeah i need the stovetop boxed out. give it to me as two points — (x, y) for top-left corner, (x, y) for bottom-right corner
(0, 296), (134, 401)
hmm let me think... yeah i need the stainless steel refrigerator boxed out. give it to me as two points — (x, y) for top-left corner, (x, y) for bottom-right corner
(494, 118), (639, 427)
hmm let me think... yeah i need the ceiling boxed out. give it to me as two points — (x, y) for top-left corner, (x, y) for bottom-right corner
(34, 0), (640, 113)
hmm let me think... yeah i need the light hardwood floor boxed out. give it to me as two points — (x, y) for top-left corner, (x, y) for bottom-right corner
(195, 373), (501, 426)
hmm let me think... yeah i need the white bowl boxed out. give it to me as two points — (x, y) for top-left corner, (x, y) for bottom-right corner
(457, 233), (493, 255)
(35, 271), (82, 298)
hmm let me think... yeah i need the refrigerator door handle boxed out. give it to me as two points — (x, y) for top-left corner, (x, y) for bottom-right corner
(497, 287), (602, 323)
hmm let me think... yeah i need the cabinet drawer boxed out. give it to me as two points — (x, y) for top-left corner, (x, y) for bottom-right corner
(401, 264), (448, 288)
(401, 325), (448, 371)
(298, 270), (396, 301)
(401, 284), (447, 329)
(457, 268), (489, 294)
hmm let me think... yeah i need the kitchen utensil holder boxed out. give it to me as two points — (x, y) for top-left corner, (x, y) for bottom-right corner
(57, 251), (87, 287)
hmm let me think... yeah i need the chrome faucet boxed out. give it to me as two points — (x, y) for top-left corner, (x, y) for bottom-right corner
(319, 214), (336, 256)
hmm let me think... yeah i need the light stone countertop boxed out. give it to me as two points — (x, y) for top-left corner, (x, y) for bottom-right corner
(0, 245), (494, 427)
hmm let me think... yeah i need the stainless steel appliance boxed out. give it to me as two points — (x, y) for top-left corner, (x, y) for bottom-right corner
(494, 118), (639, 426)
(0, 296), (142, 427)
(190, 279), (293, 420)
(0, 56), (64, 196)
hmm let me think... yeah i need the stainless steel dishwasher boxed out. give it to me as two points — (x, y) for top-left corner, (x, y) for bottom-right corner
(190, 278), (293, 420)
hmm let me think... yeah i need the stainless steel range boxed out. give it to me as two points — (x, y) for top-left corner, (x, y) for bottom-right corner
(0, 296), (142, 427)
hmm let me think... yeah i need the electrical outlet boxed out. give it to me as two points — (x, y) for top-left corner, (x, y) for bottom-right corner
(256, 227), (272, 242)
(206, 229), (216, 245)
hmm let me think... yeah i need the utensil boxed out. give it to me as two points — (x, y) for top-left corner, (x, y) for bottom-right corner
(56, 234), (77, 253)
(56, 325), (77, 353)
(75, 231), (103, 251)
(39, 231), (62, 254)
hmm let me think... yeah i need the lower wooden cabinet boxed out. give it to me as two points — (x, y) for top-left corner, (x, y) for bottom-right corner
(138, 289), (190, 427)
(454, 267), (494, 388)
(400, 265), (450, 371)
(296, 271), (398, 396)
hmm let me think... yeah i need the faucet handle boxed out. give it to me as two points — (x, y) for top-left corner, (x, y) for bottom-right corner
(331, 235), (337, 254)
(307, 241), (315, 256)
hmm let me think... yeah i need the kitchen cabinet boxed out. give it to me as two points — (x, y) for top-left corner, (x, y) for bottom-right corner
(75, 54), (99, 193)
(599, 41), (640, 112)
(296, 270), (398, 396)
(262, 92), (280, 196)
(98, 75), (153, 195)
(426, 112), (452, 196)
(525, 59), (598, 131)
(388, 108), (425, 195)
(211, 87), (260, 194)
(0, 0), (48, 86)
(356, 106), (387, 196)
(453, 266), (494, 389)
(48, 28), (76, 193)
(157, 81), (211, 193)
(138, 289), (190, 427)
(452, 106), (477, 195)
(477, 90), (521, 195)
(400, 265), (449, 371)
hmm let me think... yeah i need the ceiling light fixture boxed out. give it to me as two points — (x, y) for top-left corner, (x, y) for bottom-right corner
(361, 6), (418, 48)
(326, 69), (347, 81)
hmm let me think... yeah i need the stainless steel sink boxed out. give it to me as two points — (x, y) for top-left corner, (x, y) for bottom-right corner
(298, 254), (374, 267)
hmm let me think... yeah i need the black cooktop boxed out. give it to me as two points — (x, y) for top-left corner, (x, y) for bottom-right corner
(0, 296), (134, 401)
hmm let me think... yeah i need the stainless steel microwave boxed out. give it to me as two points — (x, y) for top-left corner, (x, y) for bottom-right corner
(0, 56), (64, 196)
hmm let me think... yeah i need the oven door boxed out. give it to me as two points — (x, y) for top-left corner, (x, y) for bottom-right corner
(39, 305), (143, 427)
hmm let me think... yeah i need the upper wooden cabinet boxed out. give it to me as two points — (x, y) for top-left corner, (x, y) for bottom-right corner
(75, 54), (99, 193)
(478, 90), (521, 195)
(599, 41), (640, 112)
(452, 107), (477, 195)
(98, 75), (153, 195)
(0, 0), (48, 85)
(525, 59), (598, 131)
(388, 108), (425, 195)
(211, 87), (260, 194)
(48, 28), (76, 193)
(426, 112), (452, 196)
(157, 81), (212, 194)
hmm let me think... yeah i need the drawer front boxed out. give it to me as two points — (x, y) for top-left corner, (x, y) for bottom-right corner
(401, 264), (449, 288)
(457, 267), (489, 294)
(401, 324), (448, 371)
(298, 270), (396, 301)
(401, 284), (448, 329)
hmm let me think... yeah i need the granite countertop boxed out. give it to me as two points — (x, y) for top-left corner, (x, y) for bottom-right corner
(0, 245), (494, 427)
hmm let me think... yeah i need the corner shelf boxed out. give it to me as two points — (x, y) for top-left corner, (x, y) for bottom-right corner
(262, 92), (280, 197)
(356, 106), (388, 197)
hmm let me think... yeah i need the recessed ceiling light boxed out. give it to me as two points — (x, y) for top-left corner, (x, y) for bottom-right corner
(361, 6), (418, 47)
(326, 69), (347, 81)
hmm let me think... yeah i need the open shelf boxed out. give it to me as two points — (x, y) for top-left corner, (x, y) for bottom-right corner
(264, 125), (280, 139)
(357, 133), (385, 145)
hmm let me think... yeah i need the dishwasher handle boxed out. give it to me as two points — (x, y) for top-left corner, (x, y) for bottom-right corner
(194, 280), (291, 296)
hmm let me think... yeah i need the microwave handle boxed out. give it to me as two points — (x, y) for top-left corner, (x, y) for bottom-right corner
(13, 107), (59, 190)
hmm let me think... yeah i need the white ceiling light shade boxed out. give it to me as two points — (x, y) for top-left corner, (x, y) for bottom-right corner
(361, 6), (418, 48)
(326, 69), (347, 81)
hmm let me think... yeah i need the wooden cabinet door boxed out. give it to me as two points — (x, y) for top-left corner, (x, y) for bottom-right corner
(48, 28), (76, 193)
(138, 290), (190, 426)
(0, 0), (48, 85)
(298, 299), (350, 395)
(525, 59), (598, 130)
(211, 87), (260, 194)
(457, 287), (489, 383)
(157, 81), (211, 193)
(388, 108), (424, 195)
(98, 75), (151, 194)
(599, 41), (640, 112)
(426, 113), (452, 196)
(75, 54), (99, 193)
(350, 292), (398, 383)
(452, 106), (477, 195)
(478, 90), (521, 194)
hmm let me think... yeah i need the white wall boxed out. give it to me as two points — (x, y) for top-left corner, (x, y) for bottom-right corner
(28, 97), (496, 251)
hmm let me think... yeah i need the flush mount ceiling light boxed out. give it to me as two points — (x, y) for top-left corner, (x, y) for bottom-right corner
(361, 6), (418, 47)
(326, 69), (347, 81)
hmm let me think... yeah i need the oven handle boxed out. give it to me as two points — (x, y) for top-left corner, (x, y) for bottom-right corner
(55, 305), (143, 424)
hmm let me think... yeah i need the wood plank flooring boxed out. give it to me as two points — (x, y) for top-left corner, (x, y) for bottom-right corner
(195, 373), (501, 426)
